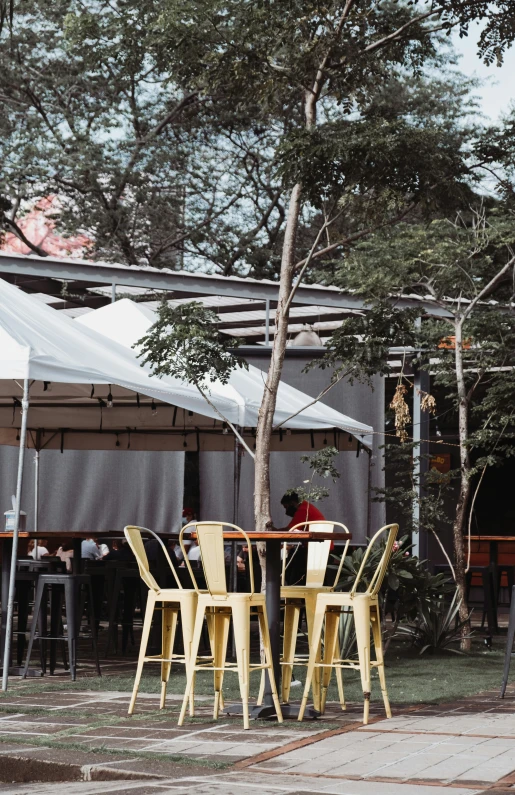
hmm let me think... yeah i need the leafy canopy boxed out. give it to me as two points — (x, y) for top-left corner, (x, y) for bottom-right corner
(137, 301), (248, 386)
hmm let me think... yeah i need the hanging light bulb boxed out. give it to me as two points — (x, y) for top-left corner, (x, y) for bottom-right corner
(222, 422), (228, 435)
(107, 388), (113, 409)
(151, 400), (157, 416)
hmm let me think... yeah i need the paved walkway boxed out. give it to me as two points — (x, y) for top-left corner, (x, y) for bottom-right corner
(1, 685), (515, 794)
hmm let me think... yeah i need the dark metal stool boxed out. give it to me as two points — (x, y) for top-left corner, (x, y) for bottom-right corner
(22, 573), (101, 680)
(501, 585), (515, 698)
(105, 564), (143, 656)
(466, 565), (498, 639)
(15, 559), (65, 666)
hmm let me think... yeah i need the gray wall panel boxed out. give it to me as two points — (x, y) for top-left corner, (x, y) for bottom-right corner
(0, 447), (184, 534)
(200, 356), (384, 542)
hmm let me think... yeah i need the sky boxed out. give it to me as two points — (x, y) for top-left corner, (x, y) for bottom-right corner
(453, 22), (515, 122)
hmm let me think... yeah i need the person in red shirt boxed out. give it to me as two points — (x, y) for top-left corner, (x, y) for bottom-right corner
(275, 492), (326, 584)
(279, 492), (326, 531)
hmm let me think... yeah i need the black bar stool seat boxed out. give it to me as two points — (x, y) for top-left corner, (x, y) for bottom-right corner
(22, 573), (101, 680)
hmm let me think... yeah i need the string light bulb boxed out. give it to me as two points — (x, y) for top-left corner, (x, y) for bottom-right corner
(151, 400), (157, 416)
(107, 388), (113, 409)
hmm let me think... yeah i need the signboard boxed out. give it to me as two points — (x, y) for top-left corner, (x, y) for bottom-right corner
(430, 453), (451, 474)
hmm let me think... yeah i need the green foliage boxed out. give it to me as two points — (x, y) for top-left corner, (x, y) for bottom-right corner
(396, 590), (473, 655)
(287, 446), (341, 503)
(136, 300), (247, 386)
(310, 303), (419, 384)
(373, 440), (454, 538)
(1, 0), (509, 277)
(336, 535), (454, 623)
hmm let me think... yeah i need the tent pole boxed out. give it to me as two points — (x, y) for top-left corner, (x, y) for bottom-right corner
(34, 449), (40, 532)
(2, 378), (29, 692)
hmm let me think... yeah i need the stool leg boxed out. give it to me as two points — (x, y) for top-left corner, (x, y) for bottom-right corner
(321, 607), (340, 714)
(178, 604), (206, 727)
(353, 598), (372, 725)
(23, 579), (45, 678)
(281, 601), (300, 704)
(230, 601), (251, 729)
(483, 569), (497, 639)
(305, 591), (322, 712)
(298, 601), (325, 721)
(16, 580), (31, 666)
(49, 584), (63, 675)
(128, 592), (155, 716)
(182, 594), (199, 717)
(64, 578), (78, 681)
(212, 608), (231, 720)
(39, 586), (48, 673)
(122, 577), (137, 654)
(501, 586), (515, 698)
(106, 571), (121, 656)
(257, 669), (265, 707)
(371, 602), (391, 718)
(160, 606), (178, 710)
(87, 579), (101, 676)
(335, 664), (346, 712)
(257, 605), (283, 724)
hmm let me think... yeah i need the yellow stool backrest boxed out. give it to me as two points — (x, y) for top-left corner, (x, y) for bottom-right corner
(350, 523), (398, 597)
(180, 521), (254, 597)
(281, 521), (350, 588)
(124, 525), (183, 592)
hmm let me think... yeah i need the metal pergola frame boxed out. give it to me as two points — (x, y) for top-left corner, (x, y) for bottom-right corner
(0, 250), (445, 560)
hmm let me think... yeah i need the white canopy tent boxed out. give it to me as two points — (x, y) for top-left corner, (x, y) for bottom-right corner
(0, 281), (373, 690)
(76, 299), (373, 450)
(0, 277), (245, 690)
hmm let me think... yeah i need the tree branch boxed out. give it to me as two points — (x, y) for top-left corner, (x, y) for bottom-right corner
(1, 213), (49, 257)
(462, 254), (515, 319)
(293, 202), (416, 271)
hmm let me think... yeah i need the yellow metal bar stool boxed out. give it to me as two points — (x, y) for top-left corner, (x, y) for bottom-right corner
(124, 526), (208, 717)
(298, 523), (398, 725)
(257, 521), (349, 711)
(178, 521), (283, 730)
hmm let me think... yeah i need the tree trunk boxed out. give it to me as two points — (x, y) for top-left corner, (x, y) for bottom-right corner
(254, 181), (303, 543)
(453, 318), (472, 650)
(253, 88), (317, 546)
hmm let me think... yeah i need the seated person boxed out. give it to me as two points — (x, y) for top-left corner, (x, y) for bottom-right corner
(187, 538), (201, 564)
(55, 542), (74, 572)
(103, 539), (135, 561)
(81, 537), (102, 560)
(274, 492), (326, 586)
(27, 539), (49, 560)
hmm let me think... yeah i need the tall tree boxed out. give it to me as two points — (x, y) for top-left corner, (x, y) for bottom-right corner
(325, 208), (515, 647)
(153, 0), (508, 548)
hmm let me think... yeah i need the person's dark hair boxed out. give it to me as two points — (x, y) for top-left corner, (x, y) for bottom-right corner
(281, 491), (298, 505)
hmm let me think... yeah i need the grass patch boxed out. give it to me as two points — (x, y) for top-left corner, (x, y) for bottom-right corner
(0, 734), (231, 768)
(3, 640), (507, 707)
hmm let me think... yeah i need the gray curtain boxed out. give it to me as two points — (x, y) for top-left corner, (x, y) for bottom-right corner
(0, 447), (184, 534)
(200, 356), (384, 543)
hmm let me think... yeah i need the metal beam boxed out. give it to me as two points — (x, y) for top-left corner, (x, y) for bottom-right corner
(216, 310), (354, 330)
(0, 252), (453, 316)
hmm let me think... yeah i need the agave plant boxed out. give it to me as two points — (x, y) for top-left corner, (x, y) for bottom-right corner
(396, 589), (473, 655)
